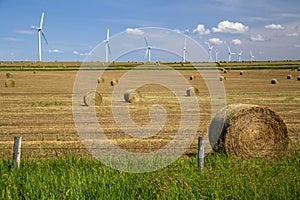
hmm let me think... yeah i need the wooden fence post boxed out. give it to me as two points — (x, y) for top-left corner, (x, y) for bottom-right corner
(198, 136), (204, 171)
(12, 136), (22, 168)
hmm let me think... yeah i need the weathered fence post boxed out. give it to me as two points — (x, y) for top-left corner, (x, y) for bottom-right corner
(198, 136), (204, 171)
(12, 136), (22, 168)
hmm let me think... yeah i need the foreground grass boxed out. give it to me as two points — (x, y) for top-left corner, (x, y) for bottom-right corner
(1, 152), (299, 199)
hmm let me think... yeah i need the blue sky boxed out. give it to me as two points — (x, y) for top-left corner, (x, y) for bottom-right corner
(1, 0), (300, 62)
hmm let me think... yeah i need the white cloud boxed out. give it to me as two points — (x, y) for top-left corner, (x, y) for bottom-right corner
(73, 51), (90, 56)
(193, 24), (210, 35)
(265, 24), (284, 30)
(1, 37), (21, 41)
(212, 20), (248, 34)
(49, 49), (63, 53)
(126, 28), (144, 35)
(250, 34), (265, 41)
(209, 38), (223, 45)
(232, 39), (242, 45)
(295, 45), (300, 48)
(15, 30), (34, 35)
(287, 32), (298, 37)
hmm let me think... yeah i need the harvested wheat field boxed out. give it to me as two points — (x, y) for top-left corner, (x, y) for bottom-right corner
(0, 69), (299, 158)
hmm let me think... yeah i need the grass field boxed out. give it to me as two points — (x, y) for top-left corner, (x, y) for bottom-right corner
(0, 62), (299, 198)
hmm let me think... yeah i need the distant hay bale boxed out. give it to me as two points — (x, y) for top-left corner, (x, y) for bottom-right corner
(297, 76), (300, 81)
(189, 75), (196, 80)
(271, 78), (278, 84)
(33, 71), (37, 74)
(186, 87), (199, 96)
(239, 71), (244, 75)
(110, 79), (118, 86)
(124, 89), (142, 103)
(224, 70), (228, 74)
(209, 104), (289, 158)
(297, 68), (300, 71)
(287, 75), (292, 79)
(220, 68), (225, 72)
(219, 76), (226, 81)
(97, 77), (105, 84)
(83, 91), (102, 106)
(6, 72), (13, 78)
(5, 79), (15, 87)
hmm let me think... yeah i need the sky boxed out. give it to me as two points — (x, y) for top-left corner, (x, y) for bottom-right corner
(0, 0), (300, 62)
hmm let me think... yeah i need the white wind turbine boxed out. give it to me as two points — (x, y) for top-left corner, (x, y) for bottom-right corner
(31, 12), (48, 62)
(238, 51), (243, 62)
(144, 37), (152, 63)
(206, 42), (214, 62)
(104, 29), (111, 63)
(215, 49), (218, 62)
(183, 38), (187, 62)
(228, 46), (235, 62)
(250, 50), (255, 62)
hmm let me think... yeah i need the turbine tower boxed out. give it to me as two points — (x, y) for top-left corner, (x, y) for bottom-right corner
(144, 37), (151, 63)
(250, 50), (255, 62)
(228, 46), (235, 62)
(104, 29), (111, 63)
(238, 51), (243, 62)
(206, 42), (214, 62)
(215, 49), (218, 62)
(183, 38), (187, 62)
(32, 12), (48, 62)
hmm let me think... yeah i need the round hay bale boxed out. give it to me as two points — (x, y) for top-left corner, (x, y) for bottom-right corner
(189, 75), (196, 80)
(124, 89), (142, 103)
(97, 77), (105, 84)
(6, 72), (13, 78)
(239, 71), (244, 76)
(297, 76), (300, 81)
(209, 104), (289, 158)
(297, 68), (300, 71)
(186, 87), (199, 96)
(33, 71), (37, 74)
(271, 78), (278, 84)
(5, 79), (15, 87)
(110, 79), (118, 86)
(83, 91), (102, 106)
(287, 75), (292, 79)
(219, 76), (226, 81)
(223, 70), (228, 74)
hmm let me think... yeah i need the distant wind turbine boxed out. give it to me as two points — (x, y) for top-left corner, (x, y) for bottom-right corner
(144, 37), (152, 63)
(206, 42), (214, 62)
(238, 51), (243, 62)
(228, 46), (235, 62)
(31, 12), (48, 62)
(250, 50), (255, 62)
(215, 49), (218, 62)
(183, 38), (187, 62)
(104, 29), (111, 63)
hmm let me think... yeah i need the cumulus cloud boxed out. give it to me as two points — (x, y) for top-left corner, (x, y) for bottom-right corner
(295, 45), (300, 48)
(209, 38), (223, 45)
(265, 24), (284, 30)
(287, 32), (298, 37)
(232, 39), (242, 45)
(193, 24), (210, 35)
(250, 34), (265, 41)
(212, 20), (248, 34)
(73, 51), (90, 56)
(49, 49), (63, 53)
(126, 28), (144, 35)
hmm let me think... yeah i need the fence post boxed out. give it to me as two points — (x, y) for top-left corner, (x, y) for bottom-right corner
(198, 136), (204, 171)
(12, 136), (22, 168)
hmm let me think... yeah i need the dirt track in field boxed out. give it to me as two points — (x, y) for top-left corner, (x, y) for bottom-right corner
(0, 69), (299, 157)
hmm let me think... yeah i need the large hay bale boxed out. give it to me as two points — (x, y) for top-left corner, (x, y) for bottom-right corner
(6, 72), (13, 78)
(186, 87), (199, 96)
(219, 76), (226, 81)
(83, 91), (102, 106)
(124, 89), (142, 103)
(271, 78), (278, 84)
(297, 76), (300, 81)
(287, 75), (292, 79)
(110, 79), (118, 86)
(189, 75), (196, 80)
(239, 71), (244, 76)
(5, 79), (15, 87)
(209, 104), (289, 158)
(97, 77), (105, 84)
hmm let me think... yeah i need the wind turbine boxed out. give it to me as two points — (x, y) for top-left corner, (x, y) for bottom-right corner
(104, 29), (111, 63)
(31, 12), (48, 62)
(183, 38), (187, 62)
(250, 50), (255, 62)
(215, 49), (218, 62)
(144, 37), (151, 63)
(228, 46), (235, 62)
(206, 42), (214, 62)
(238, 51), (243, 62)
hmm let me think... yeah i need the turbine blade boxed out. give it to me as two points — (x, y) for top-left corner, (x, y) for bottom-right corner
(184, 38), (187, 50)
(41, 30), (48, 45)
(228, 46), (231, 53)
(40, 12), (45, 29)
(144, 37), (149, 47)
(106, 28), (110, 41)
(144, 49), (149, 59)
(107, 43), (111, 54)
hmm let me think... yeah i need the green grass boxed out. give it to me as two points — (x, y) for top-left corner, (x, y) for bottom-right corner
(1, 151), (299, 199)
